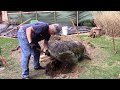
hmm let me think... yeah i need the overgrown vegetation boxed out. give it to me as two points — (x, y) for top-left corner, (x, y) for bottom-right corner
(91, 11), (120, 37)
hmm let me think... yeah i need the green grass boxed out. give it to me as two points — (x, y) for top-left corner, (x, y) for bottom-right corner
(0, 37), (21, 79)
(0, 35), (120, 79)
(0, 37), (19, 65)
(78, 35), (120, 79)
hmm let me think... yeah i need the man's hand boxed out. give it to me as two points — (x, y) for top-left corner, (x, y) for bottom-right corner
(45, 50), (50, 56)
(29, 42), (36, 49)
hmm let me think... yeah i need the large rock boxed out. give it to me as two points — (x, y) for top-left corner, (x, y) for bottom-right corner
(48, 41), (85, 64)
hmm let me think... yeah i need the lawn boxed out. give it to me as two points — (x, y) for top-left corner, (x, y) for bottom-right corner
(0, 37), (19, 65)
(78, 35), (120, 79)
(0, 35), (120, 79)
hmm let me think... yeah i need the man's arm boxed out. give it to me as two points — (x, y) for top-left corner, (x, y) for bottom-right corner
(43, 40), (49, 51)
(26, 26), (34, 43)
(43, 40), (50, 56)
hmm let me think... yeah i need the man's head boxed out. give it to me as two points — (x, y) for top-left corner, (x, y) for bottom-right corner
(49, 24), (61, 35)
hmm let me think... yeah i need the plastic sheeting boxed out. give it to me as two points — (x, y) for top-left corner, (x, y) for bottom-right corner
(59, 26), (90, 35)
(7, 11), (94, 25)
(56, 11), (77, 25)
(8, 13), (21, 24)
(7, 11), (78, 25)
(37, 11), (54, 23)
(22, 13), (36, 24)
(78, 11), (94, 26)
(79, 11), (93, 23)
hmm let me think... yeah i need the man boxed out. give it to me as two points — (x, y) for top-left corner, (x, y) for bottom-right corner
(17, 22), (61, 79)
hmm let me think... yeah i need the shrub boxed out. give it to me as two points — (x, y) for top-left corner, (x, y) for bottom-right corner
(92, 11), (120, 37)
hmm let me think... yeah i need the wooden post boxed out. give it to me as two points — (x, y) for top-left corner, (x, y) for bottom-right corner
(0, 47), (1, 55)
(20, 11), (23, 23)
(2, 11), (8, 22)
(112, 28), (117, 54)
(77, 11), (79, 26)
(69, 16), (79, 35)
(54, 11), (56, 23)
(0, 11), (2, 22)
(0, 48), (8, 67)
(36, 11), (38, 20)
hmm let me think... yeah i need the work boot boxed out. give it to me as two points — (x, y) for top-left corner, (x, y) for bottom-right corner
(34, 66), (45, 70)
(22, 76), (31, 79)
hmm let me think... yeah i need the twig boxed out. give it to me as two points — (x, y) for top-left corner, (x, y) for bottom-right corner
(0, 55), (7, 66)
(0, 48), (9, 68)
(11, 46), (20, 52)
(69, 16), (79, 35)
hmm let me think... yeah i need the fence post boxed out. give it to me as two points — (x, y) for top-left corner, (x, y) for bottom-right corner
(2, 11), (8, 22)
(20, 11), (23, 23)
(54, 11), (56, 23)
(77, 11), (79, 26)
(36, 11), (38, 20)
(0, 47), (1, 55)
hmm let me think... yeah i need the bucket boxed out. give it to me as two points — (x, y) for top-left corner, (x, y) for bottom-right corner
(30, 20), (38, 23)
(62, 26), (68, 35)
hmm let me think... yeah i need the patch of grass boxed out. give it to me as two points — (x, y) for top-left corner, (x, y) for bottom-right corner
(78, 35), (120, 79)
(1, 35), (120, 79)
(79, 65), (120, 79)
(0, 37), (19, 65)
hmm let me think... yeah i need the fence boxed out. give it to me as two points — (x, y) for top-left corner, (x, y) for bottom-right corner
(7, 11), (94, 26)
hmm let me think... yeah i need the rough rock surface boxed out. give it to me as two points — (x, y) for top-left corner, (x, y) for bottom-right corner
(48, 41), (85, 63)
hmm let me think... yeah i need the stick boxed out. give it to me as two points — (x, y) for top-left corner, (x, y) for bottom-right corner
(69, 16), (79, 35)
(0, 55), (7, 66)
(54, 11), (56, 23)
(111, 29), (117, 54)
(5, 18), (32, 34)
(0, 48), (8, 68)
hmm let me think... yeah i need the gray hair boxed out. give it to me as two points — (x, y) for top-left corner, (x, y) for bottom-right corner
(51, 24), (61, 34)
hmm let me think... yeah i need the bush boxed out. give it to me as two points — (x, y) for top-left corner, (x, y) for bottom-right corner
(92, 11), (120, 37)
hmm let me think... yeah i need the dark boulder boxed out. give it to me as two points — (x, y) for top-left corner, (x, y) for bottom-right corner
(48, 41), (86, 64)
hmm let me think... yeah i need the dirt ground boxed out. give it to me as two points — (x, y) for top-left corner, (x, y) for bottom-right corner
(0, 34), (96, 79)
